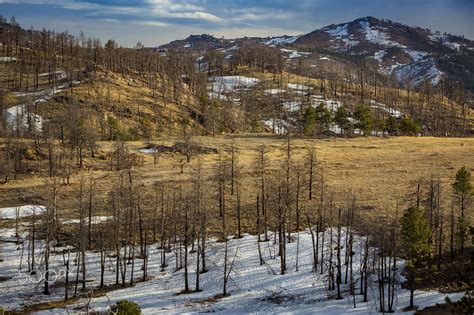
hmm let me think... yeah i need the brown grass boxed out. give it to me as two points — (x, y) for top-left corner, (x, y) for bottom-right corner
(0, 135), (472, 235)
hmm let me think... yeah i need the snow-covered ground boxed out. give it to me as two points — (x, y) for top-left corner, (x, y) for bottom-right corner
(282, 101), (302, 112)
(264, 88), (286, 95)
(209, 76), (259, 92)
(5, 79), (82, 132)
(38, 70), (67, 81)
(263, 118), (288, 134)
(0, 226), (464, 314)
(359, 21), (406, 48)
(265, 36), (300, 45)
(287, 83), (310, 91)
(280, 49), (311, 59)
(0, 56), (17, 62)
(323, 24), (360, 49)
(369, 100), (403, 118)
(0, 205), (46, 220)
(311, 97), (342, 112)
(373, 50), (387, 62)
(62, 216), (111, 225)
(429, 34), (462, 51)
(319, 56), (332, 61)
(404, 50), (428, 63)
(393, 58), (443, 86)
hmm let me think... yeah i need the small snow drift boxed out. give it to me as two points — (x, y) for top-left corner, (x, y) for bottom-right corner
(264, 88), (286, 95)
(372, 50), (387, 62)
(209, 76), (259, 93)
(263, 118), (288, 134)
(287, 83), (310, 91)
(63, 216), (111, 225)
(0, 57), (17, 62)
(280, 49), (311, 59)
(282, 101), (302, 112)
(370, 100), (403, 117)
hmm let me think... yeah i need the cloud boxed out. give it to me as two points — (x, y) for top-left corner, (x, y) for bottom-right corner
(0, 0), (224, 24)
(132, 20), (169, 27)
(0, 0), (472, 46)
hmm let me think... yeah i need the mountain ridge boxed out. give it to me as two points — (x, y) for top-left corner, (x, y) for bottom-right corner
(157, 16), (474, 92)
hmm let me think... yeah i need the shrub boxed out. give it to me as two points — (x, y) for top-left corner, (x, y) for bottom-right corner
(111, 300), (141, 315)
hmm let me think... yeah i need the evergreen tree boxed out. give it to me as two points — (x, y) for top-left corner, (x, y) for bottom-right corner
(373, 118), (386, 136)
(400, 206), (431, 309)
(452, 166), (472, 254)
(385, 116), (399, 135)
(400, 117), (421, 136)
(303, 107), (316, 136)
(315, 102), (332, 134)
(354, 104), (373, 136)
(334, 106), (350, 135)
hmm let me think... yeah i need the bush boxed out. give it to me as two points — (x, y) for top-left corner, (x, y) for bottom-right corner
(400, 117), (421, 135)
(111, 300), (141, 315)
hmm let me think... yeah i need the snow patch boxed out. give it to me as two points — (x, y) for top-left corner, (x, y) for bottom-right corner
(393, 58), (443, 86)
(324, 23), (349, 37)
(0, 205), (46, 220)
(370, 100), (402, 117)
(373, 50), (387, 62)
(404, 49), (428, 62)
(280, 49), (311, 59)
(264, 89), (286, 95)
(429, 34), (461, 51)
(359, 21), (406, 48)
(209, 76), (259, 93)
(265, 36), (300, 45)
(323, 24), (359, 49)
(63, 216), (111, 225)
(282, 101), (302, 112)
(287, 83), (310, 90)
(263, 118), (288, 134)
(0, 57), (17, 62)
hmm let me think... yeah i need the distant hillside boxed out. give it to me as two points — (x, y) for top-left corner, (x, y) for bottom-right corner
(158, 16), (474, 93)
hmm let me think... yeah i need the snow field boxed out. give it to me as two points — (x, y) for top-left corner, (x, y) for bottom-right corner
(0, 224), (464, 314)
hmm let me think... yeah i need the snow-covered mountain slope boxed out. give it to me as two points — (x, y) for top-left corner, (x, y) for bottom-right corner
(157, 16), (474, 90)
(293, 17), (473, 88)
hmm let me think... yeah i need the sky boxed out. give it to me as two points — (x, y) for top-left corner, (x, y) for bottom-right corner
(0, 0), (473, 47)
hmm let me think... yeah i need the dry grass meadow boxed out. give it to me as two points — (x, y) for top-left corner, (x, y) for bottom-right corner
(0, 135), (472, 234)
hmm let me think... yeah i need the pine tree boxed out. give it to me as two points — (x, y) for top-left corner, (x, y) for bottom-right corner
(354, 104), (373, 136)
(334, 106), (350, 135)
(452, 166), (472, 254)
(315, 103), (332, 134)
(303, 107), (316, 136)
(400, 206), (431, 309)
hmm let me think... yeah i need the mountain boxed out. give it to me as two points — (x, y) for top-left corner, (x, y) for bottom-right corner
(293, 16), (474, 88)
(158, 34), (230, 51)
(158, 16), (474, 92)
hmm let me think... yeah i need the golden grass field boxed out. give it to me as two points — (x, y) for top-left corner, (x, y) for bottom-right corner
(0, 135), (472, 234)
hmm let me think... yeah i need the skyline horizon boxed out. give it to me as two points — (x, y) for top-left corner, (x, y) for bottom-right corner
(0, 0), (472, 47)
